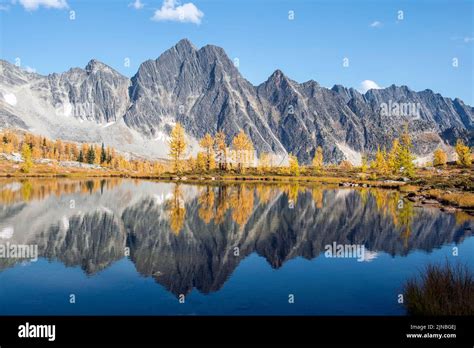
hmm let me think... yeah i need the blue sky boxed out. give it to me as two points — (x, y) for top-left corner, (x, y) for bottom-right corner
(0, 0), (473, 104)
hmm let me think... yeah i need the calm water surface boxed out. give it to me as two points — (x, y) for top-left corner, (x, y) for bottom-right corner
(0, 178), (472, 315)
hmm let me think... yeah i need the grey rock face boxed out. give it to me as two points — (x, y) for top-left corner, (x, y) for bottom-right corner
(1, 39), (473, 163)
(0, 108), (28, 129)
(125, 39), (286, 156)
(40, 210), (126, 274)
(41, 60), (130, 123)
(1, 59), (130, 124)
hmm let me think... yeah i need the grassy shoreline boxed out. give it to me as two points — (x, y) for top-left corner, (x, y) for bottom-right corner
(0, 170), (406, 187)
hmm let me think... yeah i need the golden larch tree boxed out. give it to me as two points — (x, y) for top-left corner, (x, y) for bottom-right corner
(397, 126), (415, 177)
(433, 148), (448, 167)
(312, 146), (324, 172)
(21, 143), (33, 173)
(214, 131), (227, 170)
(455, 139), (472, 167)
(232, 130), (253, 173)
(258, 152), (271, 174)
(374, 146), (388, 175)
(199, 133), (215, 171)
(288, 154), (299, 176)
(387, 138), (400, 174)
(168, 123), (187, 174)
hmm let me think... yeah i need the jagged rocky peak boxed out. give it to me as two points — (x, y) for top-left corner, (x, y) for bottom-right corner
(258, 69), (296, 100)
(0, 59), (27, 74)
(132, 39), (201, 87)
(149, 38), (200, 68)
(84, 59), (116, 74)
(301, 79), (319, 87)
(266, 69), (291, 86)
(331, 84), (347, 92)
(156, 38), (240, 79)
(199, 44), (239, 75)
(1, 60), (46, 87)
(1, 60), (28, 85)
(332, 84), (362, 98)
(0, 59), (14, 69)
(173, 38), (197, 54)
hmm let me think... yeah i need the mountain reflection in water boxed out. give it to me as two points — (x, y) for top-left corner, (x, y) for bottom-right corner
(0, 178), (472, 314)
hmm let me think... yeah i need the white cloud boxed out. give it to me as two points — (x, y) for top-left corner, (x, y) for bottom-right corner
(359, 80), (382, 93)
(129, 0), (144, 10)
(16, 0), (68, 11)
(370, 21), (382, 28)
(464, 37), (474, 43)
(152, 0), (203, 25)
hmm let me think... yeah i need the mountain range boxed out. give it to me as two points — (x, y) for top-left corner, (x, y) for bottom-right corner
(1, 38), (473, 164)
